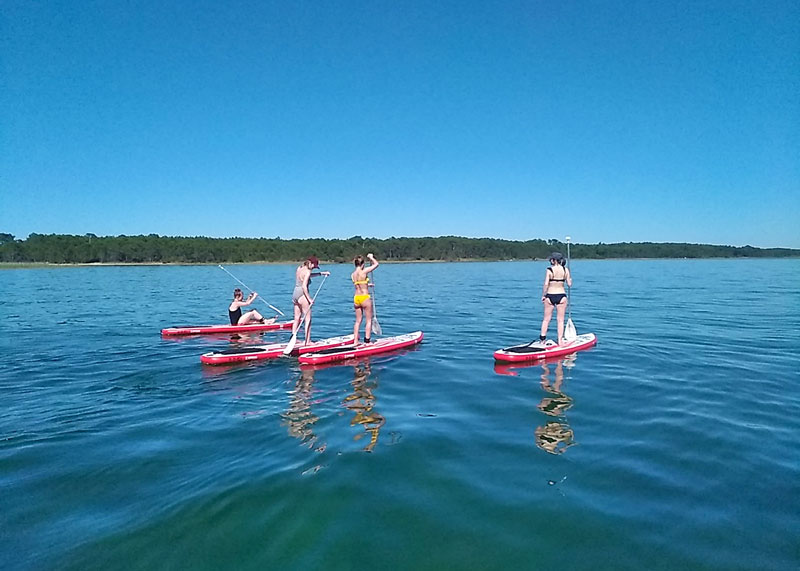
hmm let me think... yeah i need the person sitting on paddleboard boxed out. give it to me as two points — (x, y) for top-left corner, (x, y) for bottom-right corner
(229, 288), (273, 325)
(290, 256), (330, 345)
(351, 253), (379, 344)
(534, 252), (572, 347)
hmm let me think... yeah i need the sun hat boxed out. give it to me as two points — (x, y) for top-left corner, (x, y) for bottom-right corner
(549, 252), (564, 261)
(307, 256), (320, 269)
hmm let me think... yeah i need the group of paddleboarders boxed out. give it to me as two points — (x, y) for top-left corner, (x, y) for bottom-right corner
(227, 251), (573, 347)
(227, 253), (380, 346)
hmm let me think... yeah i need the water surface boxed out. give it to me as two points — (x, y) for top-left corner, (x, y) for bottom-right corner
(1, 260), (798, 570)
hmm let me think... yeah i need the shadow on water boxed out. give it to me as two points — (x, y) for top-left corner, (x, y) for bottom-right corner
(495, 353), (579, 456)
(161, 330), (284, 346)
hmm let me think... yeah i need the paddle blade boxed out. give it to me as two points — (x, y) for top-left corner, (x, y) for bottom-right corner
(283, 333), (298, 355)
(370, 288), (382, 336)
(564, 318), (578, 343)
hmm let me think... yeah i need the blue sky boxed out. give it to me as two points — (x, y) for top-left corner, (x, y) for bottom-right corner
(2, 1), (798, 247)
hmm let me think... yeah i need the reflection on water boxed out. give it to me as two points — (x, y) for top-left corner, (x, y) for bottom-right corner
(343, 363), (385, 452)
(535, 355), (576, 455)
(161, 331), (276, 345)
(537, 356), (574, 417)
(282, 369), (325, 452)
(535, 421), (575, 455)
(282, 360), (386, 454)
(495, 354), (579, 455)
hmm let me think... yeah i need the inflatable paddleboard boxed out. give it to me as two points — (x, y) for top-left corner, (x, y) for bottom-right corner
(200, 334), (354, 365)
(298, 331), (423, 365)
(494, 333), (597, 362)
(161, 320), (293, 336)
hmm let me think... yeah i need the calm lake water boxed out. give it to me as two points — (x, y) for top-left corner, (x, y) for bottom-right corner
(1, 260), (799, 570)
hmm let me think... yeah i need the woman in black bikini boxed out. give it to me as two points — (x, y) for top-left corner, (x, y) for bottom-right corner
(535, 252), (572, 346)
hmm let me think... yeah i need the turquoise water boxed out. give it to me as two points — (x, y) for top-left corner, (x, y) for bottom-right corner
(1, 260), (799, 570)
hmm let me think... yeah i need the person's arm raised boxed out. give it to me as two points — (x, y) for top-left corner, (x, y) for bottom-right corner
(365, 253), (380, 274)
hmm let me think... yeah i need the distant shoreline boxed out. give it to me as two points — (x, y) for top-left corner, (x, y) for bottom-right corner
(2, 256), (798, 270)
(2, 234), (797, 265)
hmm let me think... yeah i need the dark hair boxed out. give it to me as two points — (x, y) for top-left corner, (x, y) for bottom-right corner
(233, 288), (243, 298)
(353, 255), (364, 267)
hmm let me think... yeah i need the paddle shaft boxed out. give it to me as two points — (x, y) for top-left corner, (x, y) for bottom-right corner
(566, 238), (572, 320)
(218, 265), (284, 316)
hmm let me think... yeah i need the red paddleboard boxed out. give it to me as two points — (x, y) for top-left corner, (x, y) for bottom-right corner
(298, 331), (423, 365)
(494, 333), (597, 363)
(200, 334), (354, 365)
(161, 320), (293, 336)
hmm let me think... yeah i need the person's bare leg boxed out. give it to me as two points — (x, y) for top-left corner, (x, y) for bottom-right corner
(556, 301), (567, 344)
(292, 304), (302, 335)
(540, 302), (554, 339)
(353, 306), (363, 344)
(239, 310), (264, 325)
(364, 300), (373, 342)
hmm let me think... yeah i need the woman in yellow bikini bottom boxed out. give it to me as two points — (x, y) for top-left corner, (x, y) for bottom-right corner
(353, 292), (371, 306)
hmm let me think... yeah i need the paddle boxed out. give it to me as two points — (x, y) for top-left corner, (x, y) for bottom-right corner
(283, 274), (328, 355)
(369, 274), (382, 336)
(218, 265), (285, 317)
(564, 237), (578, 342)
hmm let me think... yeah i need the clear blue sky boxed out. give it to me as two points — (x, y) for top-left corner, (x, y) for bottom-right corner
(2, 1), (798, 247)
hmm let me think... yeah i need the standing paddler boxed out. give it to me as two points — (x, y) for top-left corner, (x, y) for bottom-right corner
(351, 253), (379, 344)
(533, 252), (572, 347)
(290, 256), (330, 345)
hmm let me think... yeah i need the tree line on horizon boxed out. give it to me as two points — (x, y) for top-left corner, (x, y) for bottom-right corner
(0, 233), (795, 264)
